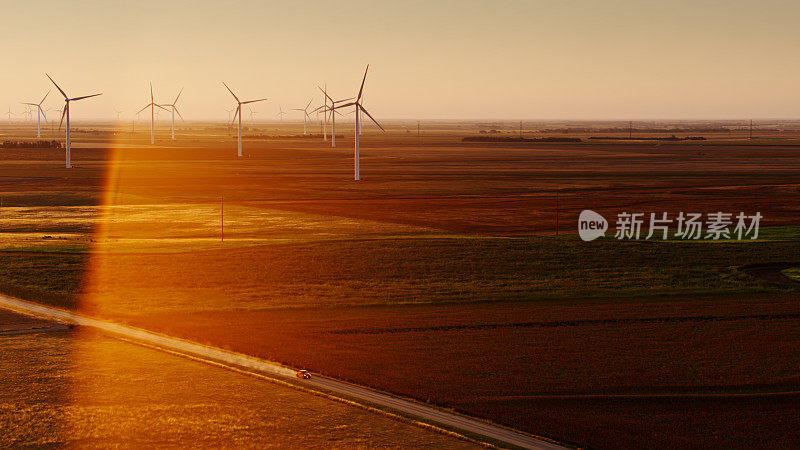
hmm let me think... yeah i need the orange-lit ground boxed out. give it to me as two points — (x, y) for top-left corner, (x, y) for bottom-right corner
(1, 122), (799, 448)
(0, 311), (475, 448)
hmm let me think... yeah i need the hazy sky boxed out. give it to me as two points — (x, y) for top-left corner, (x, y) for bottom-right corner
(0, 0), (797, 121)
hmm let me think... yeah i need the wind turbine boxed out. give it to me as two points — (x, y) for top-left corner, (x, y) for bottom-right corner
(21, 106), (32, 122)
(114, 108), (123, 121)
(160, 88), (184, 140)
(248, 105), (257, 121)
(45, 76), (100, 165)
(332, 65), (385, 181)
(317, 86), (352, 149)
(46, 74), (101, 169)
(137, 82), (168, 144)
(51, 107), (62, 132)
(22, 90), (50, 138)
(292, 99), (313, 135)
(5, 108), (14, 122)
(223, 82), (267, 157)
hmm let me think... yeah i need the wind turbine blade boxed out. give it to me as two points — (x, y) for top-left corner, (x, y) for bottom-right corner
(317, 86), (334, 102)
(150, 82), (154, 103)
(41, 108), (47, 122)
(357, 64), (369, 101)
(175, 107), (184, 121)
(137, 104), (150, 114)
(40, 90), (51, 105)
(174, 87), (183, 104)
(222, 82), (240, 102)
(305, 98), (313, 110)
(69, 93), (102, 102)
(334, 97), (355, 104)
(59, 107), (66, 130)
(231, 105), (241, 125)
(242, 98), (267, 105)
(21, 103), (37, 106)
(359, 106), (385, 132)
(156, 104), (170, 112)
(46, 74), (67, 99)
(332, 102), (356, 110)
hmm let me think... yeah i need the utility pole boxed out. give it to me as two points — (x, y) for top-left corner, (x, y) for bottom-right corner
(629, 121), (632, 139)
(221, 194), (224, 243)
(417, 120), (420, 138)
(519, 120), (523, 138)
(749, 119), (753, 140)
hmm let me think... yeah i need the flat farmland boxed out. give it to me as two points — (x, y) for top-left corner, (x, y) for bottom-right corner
(129, 295), (800, 449)
(2, 129), (799, 235)
(1, 125), (799, 448)
(0, 313), (475, 448)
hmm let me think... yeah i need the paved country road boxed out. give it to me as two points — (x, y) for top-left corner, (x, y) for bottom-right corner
(0, 294), (565, 450)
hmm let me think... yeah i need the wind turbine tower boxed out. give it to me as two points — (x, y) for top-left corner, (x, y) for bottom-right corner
(223, 82), (267, 157)
(46, 74), (102, 169)
(332, 65), (385, 180)
(22, 90), (50, 138)
(161, 88), (184, 140)
(137, 83), (168, 144)
(316, 87), (351, 149)
(292, 99), (313, 135)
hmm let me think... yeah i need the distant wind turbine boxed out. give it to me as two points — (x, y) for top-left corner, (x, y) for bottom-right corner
(332, 65), (385, 180)
(20, 106), (33, 122)
(223, 82), (267, 157)
(114, 108), (123, 121)
(317, 86), (352, 149)
(276, 106), (286, 121)
(47, 74), (101, 169)
(5, 107), (14, 122)
(160, 88), (184, 140)
(137, 82), (169, 144)
(22, 90), (50, 137)
(292, 98), (314, 135)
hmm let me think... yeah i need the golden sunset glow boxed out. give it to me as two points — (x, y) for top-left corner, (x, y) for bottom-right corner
(2, 1), (799, 448)
(0, 1), (799, 120)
